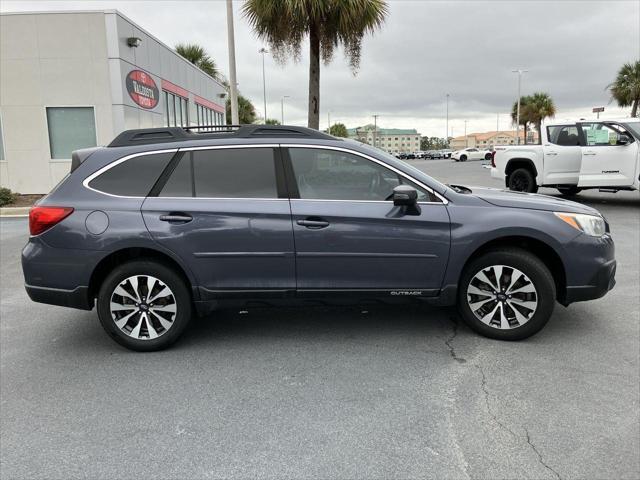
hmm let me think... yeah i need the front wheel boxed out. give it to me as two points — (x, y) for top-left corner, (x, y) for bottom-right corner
(457, 249), (556, 340)
(508, 168), (538, 193)
(97, 260), (192, 351)
(557, 186), (582, 196)
(485, 153), (492, 160)
(460, 155), (467, 162)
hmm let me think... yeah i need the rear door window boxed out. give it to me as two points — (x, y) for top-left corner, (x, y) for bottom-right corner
(547, 125), (580, 146)
(88, 152), (175, 196)
(159, 147), (279, 198)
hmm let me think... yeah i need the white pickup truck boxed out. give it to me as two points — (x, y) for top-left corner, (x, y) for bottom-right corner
(490, 118), (640, 195)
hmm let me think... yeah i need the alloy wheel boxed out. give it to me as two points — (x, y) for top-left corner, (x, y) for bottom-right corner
(109, 275), (177, 340)
(466, 265), (538, 329)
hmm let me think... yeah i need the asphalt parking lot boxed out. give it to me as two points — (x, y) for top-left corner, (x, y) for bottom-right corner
(1, 159), (638, 480)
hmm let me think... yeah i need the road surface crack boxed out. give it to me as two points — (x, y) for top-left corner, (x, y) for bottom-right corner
(445, 316), (467, 363)
(524, 426), (562, 480)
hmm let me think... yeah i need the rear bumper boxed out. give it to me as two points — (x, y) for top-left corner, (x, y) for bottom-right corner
(25, 284), (93, 310)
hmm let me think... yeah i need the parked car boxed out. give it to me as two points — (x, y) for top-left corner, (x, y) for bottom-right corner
(491, 118), (640, 194)
(426, 150), (443, 159)
(441, 149), (453, 159)
(452, 147), (492, 162)
(23, 125), (616, 351)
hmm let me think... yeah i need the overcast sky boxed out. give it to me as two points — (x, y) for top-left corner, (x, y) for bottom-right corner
(3, 0), (639, 137)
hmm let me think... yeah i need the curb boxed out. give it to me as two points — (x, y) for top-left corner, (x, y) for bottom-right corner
(0, 207), (30, 218)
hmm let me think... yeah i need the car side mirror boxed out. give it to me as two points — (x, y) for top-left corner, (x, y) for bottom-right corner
(393, 185), (418, 206)
(617, 134), (632, 146)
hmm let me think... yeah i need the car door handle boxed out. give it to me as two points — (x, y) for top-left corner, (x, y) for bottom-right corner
(546, 152), (558, 156)
(296, 218), (330, 229)
(583, 151), (597, 156)
(159, 213), (193, 223)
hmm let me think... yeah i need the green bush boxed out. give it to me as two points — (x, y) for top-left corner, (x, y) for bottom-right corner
(0, 187), (18, 207)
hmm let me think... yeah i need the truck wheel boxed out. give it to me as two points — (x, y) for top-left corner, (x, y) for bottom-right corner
(457, 248), (556, 341)
(508, 168), (538, 193)
(97, 260), (192, 351)
(557, 186), (582, 196)
(460, 155), (467, 162)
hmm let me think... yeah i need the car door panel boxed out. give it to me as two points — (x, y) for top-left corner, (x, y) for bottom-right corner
(291, 200), (450, 291)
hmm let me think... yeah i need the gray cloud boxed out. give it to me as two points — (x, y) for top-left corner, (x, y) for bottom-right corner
(4, 0), (639, 135)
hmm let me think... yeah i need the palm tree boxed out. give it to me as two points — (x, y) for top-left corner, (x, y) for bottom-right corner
(511, 96), (532, 144)
(328, 122), (348, 137)
(526, 92), (556, 143)
(243, 0), (388, 129)
(226, 94), (257, 124)
(607, 61), (640, 117)
(175, 43), (221, 80)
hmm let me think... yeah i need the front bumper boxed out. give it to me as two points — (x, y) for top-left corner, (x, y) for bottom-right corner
(561, 233), (616, 305)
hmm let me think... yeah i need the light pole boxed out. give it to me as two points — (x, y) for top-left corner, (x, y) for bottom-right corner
(512, 69), (528, 145)
(327, 110), (331, 133)
(464, 120), (468, 147)
(259, 47), (268, 123)
(281, 95), (290, 125)
(445, 94), (450, 146)
(373, 114), (379, 148)
(226, 0), (239, 124)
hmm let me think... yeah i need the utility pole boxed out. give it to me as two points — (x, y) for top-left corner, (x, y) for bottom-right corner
(226, 0), (239, 124)
(259, 47), (268, 123)
(327, 111), (331, 133)
(512, 69), (528, 145)
(497, 113), (499, 133)
(373, 114), (379, 148)
(464, 120), (468, 147)
(445, 94), (450, 147)
(281, 95), (290, 124)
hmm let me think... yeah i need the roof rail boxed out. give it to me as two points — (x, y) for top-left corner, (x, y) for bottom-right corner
(107, 124), (336, 147)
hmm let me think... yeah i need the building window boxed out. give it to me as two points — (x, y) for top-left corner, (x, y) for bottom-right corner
(163, 91), (188, 127)
(0, 113), (4, 161)
(46, 107), (96, 160)
(196, 103), (223, 130)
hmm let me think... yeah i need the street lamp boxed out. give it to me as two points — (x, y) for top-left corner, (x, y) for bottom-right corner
(512, 69), (528, 145)
(445, 94), (450, 146)
(259, 47), (269, 123)
(281, 95), (290, 124)
(464, 120), (468, 147)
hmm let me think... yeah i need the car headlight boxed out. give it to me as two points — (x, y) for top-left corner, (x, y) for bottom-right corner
(554, 212), (606, 237)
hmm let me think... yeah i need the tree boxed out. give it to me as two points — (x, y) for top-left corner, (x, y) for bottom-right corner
(328, 122), (348, 137)
(243, 0), (388, 129)
(608, 61), (640, 117)
(265, 118), (281, 125)
(511, 96), (532, 145)
(526, 92), (556, 143)
(175, 43), (221, 80)
(420, 136), (447, 150)
(226, 94), (257, 124)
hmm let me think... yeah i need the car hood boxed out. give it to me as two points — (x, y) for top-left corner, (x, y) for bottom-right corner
(463, 186), (600, 215)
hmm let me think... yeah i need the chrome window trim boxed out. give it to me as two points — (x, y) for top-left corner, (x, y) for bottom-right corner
(82, 148), (179, 199)
(82, 143), (449, 204)
(282, 144), (449, 204)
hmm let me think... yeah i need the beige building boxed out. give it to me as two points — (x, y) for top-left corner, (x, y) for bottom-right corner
(0, 10), (226, 193)
(347, 124), (421, 155)
(450, 130), (539, 150)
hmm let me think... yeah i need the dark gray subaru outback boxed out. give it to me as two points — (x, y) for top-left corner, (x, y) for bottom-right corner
(22, 125), (616, 351)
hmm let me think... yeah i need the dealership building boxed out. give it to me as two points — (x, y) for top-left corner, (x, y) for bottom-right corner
(0, 10), (227, 193)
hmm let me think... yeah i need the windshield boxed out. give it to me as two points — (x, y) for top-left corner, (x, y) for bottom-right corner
(351, 141), (449, 193)
(622, 122), (640, 140)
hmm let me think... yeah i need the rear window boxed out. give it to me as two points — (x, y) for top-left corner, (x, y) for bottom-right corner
(159, 147), (278, 198)
(88, 152), (174, 196)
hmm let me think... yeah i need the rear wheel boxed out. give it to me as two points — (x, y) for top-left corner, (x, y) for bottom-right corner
(484, 153), (492, 160)
(508, 168), (538, 193)
(460, 155), (467, 162)
(557, 186), (582, 196)
(97, 260), (192, 351)
(457, 249), (555, 340)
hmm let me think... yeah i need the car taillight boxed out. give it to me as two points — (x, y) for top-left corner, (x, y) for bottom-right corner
(29, 206), (74, 236)
(491, 151), (496, 167)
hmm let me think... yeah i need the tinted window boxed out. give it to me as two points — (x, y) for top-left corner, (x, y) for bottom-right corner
(547, 125), (579, 146)
(289, 148), (434, 202)
(88, 152), (174, 196)
(160, 148), (278, 198)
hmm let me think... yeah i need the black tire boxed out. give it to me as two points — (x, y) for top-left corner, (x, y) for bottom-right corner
(485, 153), (492, 160)
(508, 167), (538, 193)
(460, 155), (467, 162)
(97, 259), (192, 351)
(557, 186), (582, 196)
(457, 248), (556, 341)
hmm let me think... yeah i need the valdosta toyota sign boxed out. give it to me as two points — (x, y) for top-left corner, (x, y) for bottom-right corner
(126, 70), (159, 109)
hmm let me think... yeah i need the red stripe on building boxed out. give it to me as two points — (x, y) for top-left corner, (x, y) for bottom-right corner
(194, 94), (225, 113)
(161, 79), (189, 99)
